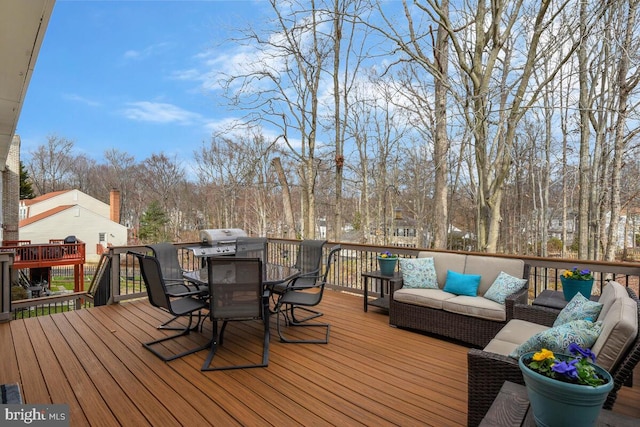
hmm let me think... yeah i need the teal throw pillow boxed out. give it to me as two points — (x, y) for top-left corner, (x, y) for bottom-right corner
(399, 257), (438, 289)
(484, 271), (528, 305)
(509, 319), (602, 359)
(443, 270), (481, 297)
(553, 293), (604, 327)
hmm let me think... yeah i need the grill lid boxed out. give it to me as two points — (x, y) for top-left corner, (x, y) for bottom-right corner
(199, 228), (247, 245)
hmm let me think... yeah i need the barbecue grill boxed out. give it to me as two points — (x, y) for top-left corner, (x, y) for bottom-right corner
(188, 228), (248, 257)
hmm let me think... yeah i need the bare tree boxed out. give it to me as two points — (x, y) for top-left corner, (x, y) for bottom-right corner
(102, 148), (138, 227)
(26, 135), (75, 195)
(604, 0), (640, 260)
(220, 0), (349, 238)
(140, 153), (187, 240)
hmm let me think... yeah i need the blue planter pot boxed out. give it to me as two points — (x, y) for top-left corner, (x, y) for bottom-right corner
(518, 352), (613, 427)
(377, 257), (397, 276)
(560, 277), (594, 301)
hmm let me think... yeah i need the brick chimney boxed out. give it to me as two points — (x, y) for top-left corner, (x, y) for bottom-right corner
(109, 189), (121, 223)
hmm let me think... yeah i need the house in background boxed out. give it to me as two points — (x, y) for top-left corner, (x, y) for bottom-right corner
(19, 189), (127, 262)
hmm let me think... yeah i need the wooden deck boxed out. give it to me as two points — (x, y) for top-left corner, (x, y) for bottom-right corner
(2, 290), (639, 426)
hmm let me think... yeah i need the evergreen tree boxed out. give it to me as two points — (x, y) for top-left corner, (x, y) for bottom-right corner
(138, 200), (169, 243)
(19, 161), (35, 199)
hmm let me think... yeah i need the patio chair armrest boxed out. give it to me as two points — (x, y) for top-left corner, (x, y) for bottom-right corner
(165, 289), (205, 298)
(513, 304), (559, 326)
(467, 348), (524, 427)
(286, 273), (321, 291)
(164, 279), (193, 290)
(296, 268), (321, 279)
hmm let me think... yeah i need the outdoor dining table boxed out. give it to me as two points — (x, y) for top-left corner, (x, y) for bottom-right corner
(182, 258), (300, 291)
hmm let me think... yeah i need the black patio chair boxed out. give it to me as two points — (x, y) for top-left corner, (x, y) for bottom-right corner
(130, 251), (209, 362)
(269, 239), (327, 299)
(235, 237), (268, 261)
(275, 245), (340, 344)
(146, 242), (208, 330)
(201, 257), (270, 371)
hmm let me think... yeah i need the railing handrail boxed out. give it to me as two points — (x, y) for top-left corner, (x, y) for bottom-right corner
(11, 291), (87, 310)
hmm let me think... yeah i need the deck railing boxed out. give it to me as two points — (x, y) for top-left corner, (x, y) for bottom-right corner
(4, 239), (640, 319)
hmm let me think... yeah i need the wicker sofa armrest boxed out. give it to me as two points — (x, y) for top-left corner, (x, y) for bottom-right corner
(467, 348), (523, 427)
(513, 303), (560, 327)
(503, 287), (528, 320)
(389, 278), (402, 300)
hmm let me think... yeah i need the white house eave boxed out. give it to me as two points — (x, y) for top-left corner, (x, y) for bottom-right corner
(0, 0), (55, 170)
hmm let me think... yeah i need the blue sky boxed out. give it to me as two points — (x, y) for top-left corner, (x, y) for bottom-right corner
(17, 0), (271, 164)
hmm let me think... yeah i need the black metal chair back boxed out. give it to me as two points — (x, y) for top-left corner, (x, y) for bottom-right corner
(146, 242), (185, 284)
(138, 253), (173, 311)
(202, 257), (270, 370)
(294, 239), (327, 276)
(275, 245), (341, 344)
(130, 251), (208, 362)
(235, 237), (268, 262)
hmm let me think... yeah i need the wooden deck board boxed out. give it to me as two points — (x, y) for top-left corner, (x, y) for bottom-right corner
(28, 316), (88, 425)
(2, 290), (639, 426)
(11, 319), (51, 404)
(34, 315), (118, 425)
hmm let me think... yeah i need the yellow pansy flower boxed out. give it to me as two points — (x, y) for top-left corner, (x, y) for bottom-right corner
(532, 348), (555, 361)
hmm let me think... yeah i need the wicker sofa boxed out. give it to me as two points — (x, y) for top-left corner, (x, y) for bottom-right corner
(389, 251), (529, 348)
(467, 281), (640, 427)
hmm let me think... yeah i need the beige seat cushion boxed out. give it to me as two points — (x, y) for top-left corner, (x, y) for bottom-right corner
(483, 319), (549, 356)
(591, 294), (638, 371)
(393, 288), (455, 309)
(443, 296), (507, 322)
(464, 255), (525, 296)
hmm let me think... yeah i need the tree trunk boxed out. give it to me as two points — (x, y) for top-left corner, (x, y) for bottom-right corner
(432, 0), (449, 249)
(272, 157), (297, 237)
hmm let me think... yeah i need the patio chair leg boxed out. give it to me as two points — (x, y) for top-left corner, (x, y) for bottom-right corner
(201, 318), (270, 371)
(157, 314), (201, 331)
(290, 305), (323, 323)
(144, 312), (209, 362)
(276, 304), (329, 344)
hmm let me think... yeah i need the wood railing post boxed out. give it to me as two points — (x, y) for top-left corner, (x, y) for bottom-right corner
(0, 252), (15, 322)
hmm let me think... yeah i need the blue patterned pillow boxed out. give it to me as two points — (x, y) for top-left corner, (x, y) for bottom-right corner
(399, 257), (438, 289)
(553, 293), (604, 327)
(509, 319), (602, 359)
(443, 270), (481, 296)
(484, 271), (528, 305)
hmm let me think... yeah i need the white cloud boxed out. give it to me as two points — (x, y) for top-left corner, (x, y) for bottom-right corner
(122, 42), (172, 61)
(62, 93), (101, 107)
(121, 101), (202, 125)
(171, 69), (201, 81)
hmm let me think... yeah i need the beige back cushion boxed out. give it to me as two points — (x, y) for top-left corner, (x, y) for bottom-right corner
(598, 281), (629, 320)
(591, 292), (638, 371)
(418, 251), (466, 289)
(464, 255), (526, 296)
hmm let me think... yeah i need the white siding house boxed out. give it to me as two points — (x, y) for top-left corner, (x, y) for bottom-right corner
(19, 189), (110, 220)
(19, 190), (127, 262)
